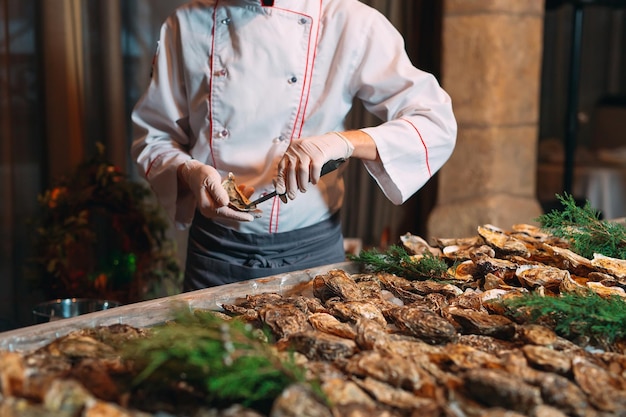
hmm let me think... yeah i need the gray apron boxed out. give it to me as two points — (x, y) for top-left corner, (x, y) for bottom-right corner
(183, 211), (346, 290)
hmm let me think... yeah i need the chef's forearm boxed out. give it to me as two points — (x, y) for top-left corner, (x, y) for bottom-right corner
(338, 130), (378, 161)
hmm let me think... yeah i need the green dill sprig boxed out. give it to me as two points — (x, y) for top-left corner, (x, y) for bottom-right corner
(536, 193), (626, 259)
(348, 245), (450, 281)
(502, 292), (626, 347)
(123, 308), (315, 411)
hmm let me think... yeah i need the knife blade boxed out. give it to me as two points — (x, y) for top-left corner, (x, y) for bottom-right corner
(244, 158), (346, 209)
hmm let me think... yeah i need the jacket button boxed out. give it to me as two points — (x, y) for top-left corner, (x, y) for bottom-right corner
(298, 17), (308, 25)
(216, 129), (230, 138)
(221, 18), (231, 25)
(273, 136), (287, 144)
(288, 76), (297, 84)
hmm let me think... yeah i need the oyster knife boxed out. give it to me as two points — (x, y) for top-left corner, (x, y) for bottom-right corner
(244, 158), (346, 209)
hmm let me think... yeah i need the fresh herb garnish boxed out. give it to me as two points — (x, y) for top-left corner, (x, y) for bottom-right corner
(349, 245), (450, 281)
(502, 292), (626, 347)
(536, 193), (626, 259)
(124, 308), (318, 412)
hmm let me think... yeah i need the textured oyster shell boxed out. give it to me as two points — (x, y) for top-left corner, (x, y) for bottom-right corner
(221, 172), (258, 212)
(515, 264), (569, 292)
(401, 233), (441, 256)
(477, 224), (530, 257)
(591, 253), (626, 280)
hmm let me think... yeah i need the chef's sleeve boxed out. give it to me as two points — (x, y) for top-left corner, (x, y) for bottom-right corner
(350, 10), (458, 205)
(131, 17), (196, 229)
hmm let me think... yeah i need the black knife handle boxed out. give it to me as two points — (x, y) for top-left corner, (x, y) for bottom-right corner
(320, 158), (346, 176)
(244, 158), (346, 208)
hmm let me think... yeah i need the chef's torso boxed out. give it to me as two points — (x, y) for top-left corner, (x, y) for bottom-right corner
(170, 0), (360, 233)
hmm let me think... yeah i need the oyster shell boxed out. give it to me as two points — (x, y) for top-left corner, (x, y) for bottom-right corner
(353, 376), (440, 412)
(354, 317), (391, 352)
(258, 304), (311, 340)
(221, 172), (260, 212)
(320, 378), (376, 409)
(313, 269), (363, 302)
(473, 255), (519, 282)
(586, 281), (626, 298)
(477, 224), (530, 257)
(535, 243), (594, 276)
(591, 253), (626, 281)
(411, 280), (464, 298)
(463, 368), (543, 413)
(516, 323), (558, 346)
(559, 273), (592, 297)
(456, 334), (517, 355)
(308, 312), (357, 340)
(400, 233), (441, 257)
(386, 306), (458, 345)
(431, 342), (503, 370)
(447, 260), (477, 281)
(443, 244), (495, 262)
(270, 383), (332, 417)
(433, 235), (484, 248)
(289, 330), (357, 361)
(448, 308), (516, 340)
(572, 356), (626, 412)
(376, 272), (424, 305)
(521, 345), (571, 374)
(328, 300), (387, 327)
(532, 373), (591, 417)
(343, 350), (434, 393)
(515, 264), (569, 292)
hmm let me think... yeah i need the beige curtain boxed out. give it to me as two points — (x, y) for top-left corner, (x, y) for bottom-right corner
(40, 0), (128, 175)
(40, 0), (86, 177)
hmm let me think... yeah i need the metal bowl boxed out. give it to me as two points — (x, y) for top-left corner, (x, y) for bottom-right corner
(32, 298), (121, 324)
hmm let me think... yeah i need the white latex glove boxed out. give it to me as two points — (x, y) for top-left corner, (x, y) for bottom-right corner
(275, 132), (354, 200)
(180, 160), (254, 222)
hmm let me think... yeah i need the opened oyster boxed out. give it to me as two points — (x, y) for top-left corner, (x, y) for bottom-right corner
(222, 172), (260, 213)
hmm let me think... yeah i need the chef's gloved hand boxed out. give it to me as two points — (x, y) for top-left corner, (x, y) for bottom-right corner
(180, 160), (254, 222)
(275, 132), (354, 200)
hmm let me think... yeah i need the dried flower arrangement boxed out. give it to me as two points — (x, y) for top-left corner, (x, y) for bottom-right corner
(30, 143), (182, 304)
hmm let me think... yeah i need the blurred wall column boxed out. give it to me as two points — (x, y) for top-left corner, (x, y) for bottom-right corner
(40, 0), (85, 178)
(428, 0), (545, 238)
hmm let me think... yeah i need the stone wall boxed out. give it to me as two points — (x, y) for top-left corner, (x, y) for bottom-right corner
(427, 0), (545, 239)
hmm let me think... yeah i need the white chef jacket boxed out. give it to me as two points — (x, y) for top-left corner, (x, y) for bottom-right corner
(131, 0), (457, 235)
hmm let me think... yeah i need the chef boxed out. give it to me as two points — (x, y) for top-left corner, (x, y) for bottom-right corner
(131, 0), (457, 290)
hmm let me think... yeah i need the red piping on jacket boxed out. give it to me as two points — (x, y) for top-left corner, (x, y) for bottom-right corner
(268, 1), (322, 233)
(207, 2), (219, 168)
(269, 194), (281, 232)
(401, 118), (431, 177)
(290, 2), (322, 140)
(145, 154), (163, 178)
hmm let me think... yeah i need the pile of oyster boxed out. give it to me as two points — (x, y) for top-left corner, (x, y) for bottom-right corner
(220, 226), (626, 417)
(2, 223), (626, 416)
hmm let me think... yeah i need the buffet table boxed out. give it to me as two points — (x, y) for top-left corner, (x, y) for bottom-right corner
(0, 261), (358, 353)
(2, 227), (626, 416)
